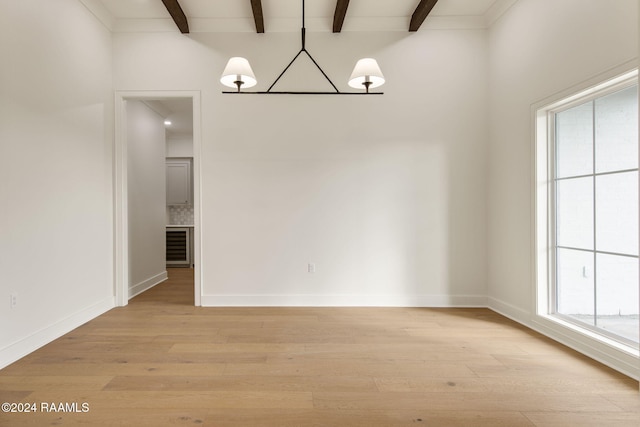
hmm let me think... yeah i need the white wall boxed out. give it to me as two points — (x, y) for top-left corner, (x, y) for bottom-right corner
(166, 137), (193, 158)
(0, 0), (113, 367)
(487, 0), (638, 377)
(114, 29), (489, 306)
(127, 101), (167, 298)
(487, 0), (638, 317)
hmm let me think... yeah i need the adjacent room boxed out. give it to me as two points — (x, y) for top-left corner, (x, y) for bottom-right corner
(1, 0), (639, 425)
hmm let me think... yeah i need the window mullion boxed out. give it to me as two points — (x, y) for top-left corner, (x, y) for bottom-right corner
(592, 100), (598, 328)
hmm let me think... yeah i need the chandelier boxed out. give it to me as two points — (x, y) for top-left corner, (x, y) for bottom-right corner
(220, 0), (385, 95)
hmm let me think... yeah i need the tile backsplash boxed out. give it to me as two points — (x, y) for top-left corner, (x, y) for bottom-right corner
(168, 205), (194, 225)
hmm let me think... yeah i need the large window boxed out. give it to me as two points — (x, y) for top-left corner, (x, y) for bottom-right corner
(540, 72), (639, 348)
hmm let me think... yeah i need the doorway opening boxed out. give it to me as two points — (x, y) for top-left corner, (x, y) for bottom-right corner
(114, 91), (202, 307)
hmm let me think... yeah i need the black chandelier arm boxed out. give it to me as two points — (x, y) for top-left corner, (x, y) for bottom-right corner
(267, 49), (304, 93)
(266, 0), (340, 94)
(302, 50), (339, 93)
(222, 91), (383, 95)
(265, 47), (340, 94)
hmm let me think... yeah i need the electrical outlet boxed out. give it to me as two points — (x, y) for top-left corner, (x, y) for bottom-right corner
(10, 293), (17, 308)
(308, 263), (316, 273)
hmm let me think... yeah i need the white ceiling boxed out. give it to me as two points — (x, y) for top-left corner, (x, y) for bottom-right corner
(144, 99), (193, 138)
(84, 0), (519, 32)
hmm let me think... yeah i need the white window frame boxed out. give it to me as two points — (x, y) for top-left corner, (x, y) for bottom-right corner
(532, 66), (639, 379)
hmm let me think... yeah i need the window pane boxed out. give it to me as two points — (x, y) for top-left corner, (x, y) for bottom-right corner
(556, 248), (594, 325)
(556, 101), (593, 178)
(556, 177), (593, 250)
(595, 86), (638, 173)
(595, 171), (638, 256)
(596, 253), (639, 343)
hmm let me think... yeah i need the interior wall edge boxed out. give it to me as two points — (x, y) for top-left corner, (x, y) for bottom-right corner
(0, 297), (115, 370)
(128, 271), (168, 300)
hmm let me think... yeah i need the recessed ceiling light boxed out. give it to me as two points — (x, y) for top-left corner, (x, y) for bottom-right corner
(164, 120), (172, 125)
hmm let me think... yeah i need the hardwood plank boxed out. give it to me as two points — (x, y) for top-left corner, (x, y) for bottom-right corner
(170, 342), (307, 354)
(0, 409), (206, 427)
(204, 408), (535, 427)
(469, 361), (629, 381)
(223, 360), (477, 378)
(302, 342), (529, 358)
(35, 341), (175, 353)
(23, 351), (264, 364)
(0, 376), (112, 391)
(25, 390), (314, 409)
(404, 326), (534, 338)
(311, 391), (624, 412)
(375, 377), (639, 394)
(491, 354), (630, 378)
(0, 363), (226, 377)
(600, 393), (640, 411)
(267, 349), (499, 364)
(104, 374), (377, 393)
(524, 412), (640, 427)
(0, 390), (31, 402)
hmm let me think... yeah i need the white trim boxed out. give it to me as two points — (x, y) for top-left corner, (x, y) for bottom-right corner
(114, 90), (203, 308)
(489, 296), (639, 380)
(531, 62), (639, 115)
(114, 93), (128, 307)
(110, 15), (506, 34)
(487, 296), (531, 324)
(0, 297), (114, 370)
(201, 294), (487, 307)
(128, 271), (168, 299)
(529, 61), (640, 380)
(192, 94), (203, 307)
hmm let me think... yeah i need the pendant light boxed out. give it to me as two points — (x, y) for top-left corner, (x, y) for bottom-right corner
(220, 57), (257, 92)
(220, 0), (384, 95)
(348, 58), (385, 93)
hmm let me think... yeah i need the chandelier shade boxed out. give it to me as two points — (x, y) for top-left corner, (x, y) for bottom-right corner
(220, 57), (257, 91)
(348, 58), (385, 92)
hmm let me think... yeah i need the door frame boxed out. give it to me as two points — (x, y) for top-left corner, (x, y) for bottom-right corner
(114, 90), (202, 306)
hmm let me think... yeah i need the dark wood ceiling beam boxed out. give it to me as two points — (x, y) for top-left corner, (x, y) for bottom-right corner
(161, 0), (189, 33)
(409, 0), (439, 32)
(250, 0), (265, 33)
(333, 0), (350, 33)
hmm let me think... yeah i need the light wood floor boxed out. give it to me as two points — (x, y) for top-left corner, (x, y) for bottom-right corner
(1, 269), (638, 426)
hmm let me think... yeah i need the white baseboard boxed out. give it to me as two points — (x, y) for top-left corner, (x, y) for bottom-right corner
(201, 294), (488, 307)
(128, 271), (168, 299)
(488, 296), (639, 381)
(487, 296), (531, 324)
(0, 296), (114, 370)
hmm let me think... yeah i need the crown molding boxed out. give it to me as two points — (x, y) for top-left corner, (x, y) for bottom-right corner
(78, 0), (114, 31)
(484, 0), (519, 27)
(85, 0), (521, 34)
(111, 16), (496, 33)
